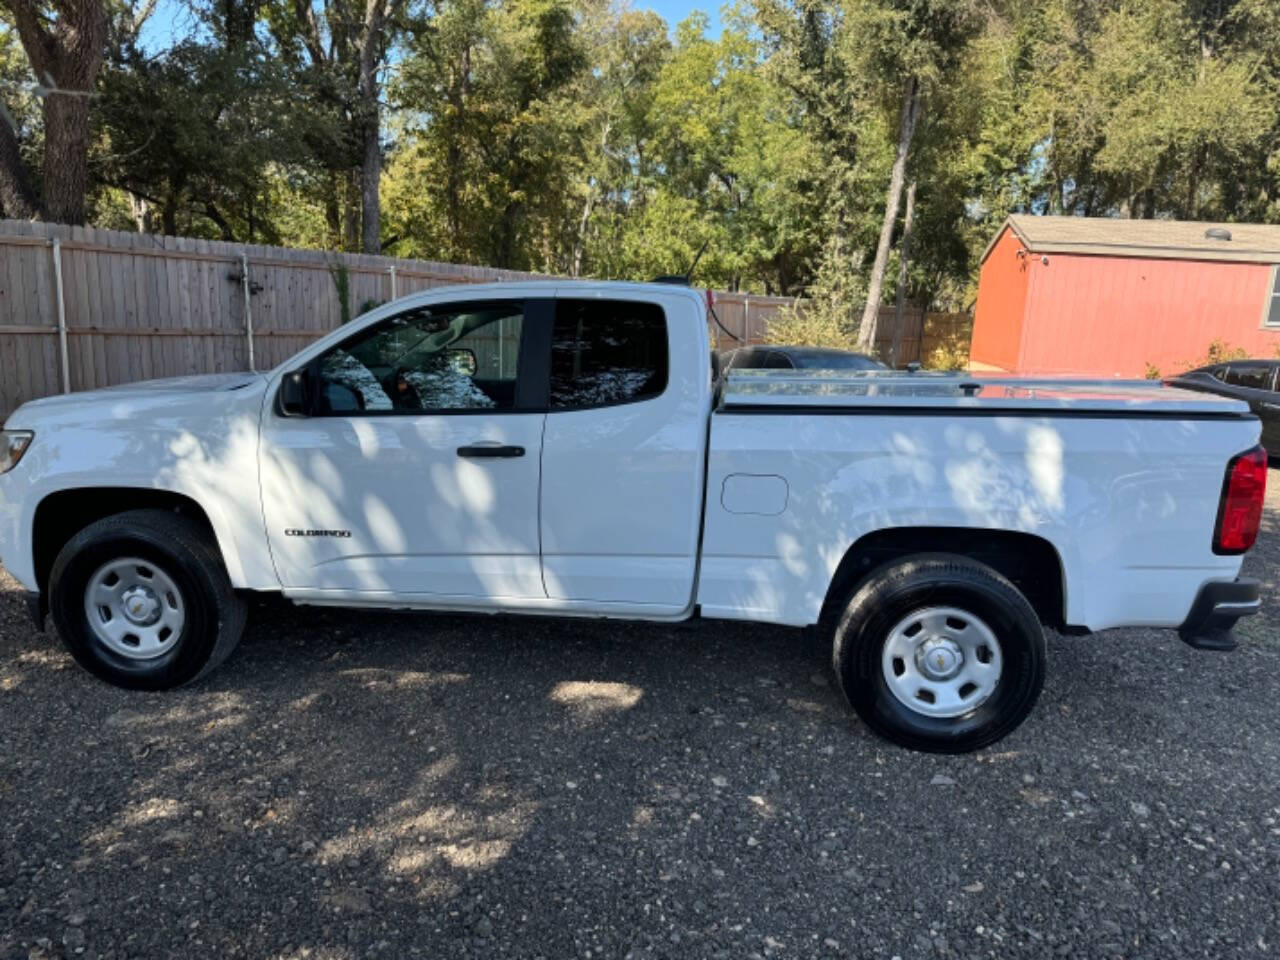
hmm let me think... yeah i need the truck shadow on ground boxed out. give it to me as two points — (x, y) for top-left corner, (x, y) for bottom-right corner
(3, 572), (1279, 958)
(3, 457), (1278, 960)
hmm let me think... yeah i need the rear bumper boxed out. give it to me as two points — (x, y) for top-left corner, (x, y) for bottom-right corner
(1178, 578), (1260, 651)
(24, 590), (45, 632)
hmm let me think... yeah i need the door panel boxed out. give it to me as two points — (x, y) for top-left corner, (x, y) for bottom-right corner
(258, 299), (548, 600)
(539, 296), (706, 610)
(260, 414), (546, 597)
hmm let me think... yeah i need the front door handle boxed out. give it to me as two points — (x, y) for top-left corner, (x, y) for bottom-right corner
(457, 444), (526, 459)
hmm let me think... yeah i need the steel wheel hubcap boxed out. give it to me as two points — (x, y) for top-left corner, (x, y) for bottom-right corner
(84, 557), (185, 660)
(882, 606), (1003, 719)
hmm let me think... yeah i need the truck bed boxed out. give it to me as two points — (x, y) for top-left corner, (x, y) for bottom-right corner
(701, 368), (1260, 632)
(719, 370), (1254, 418)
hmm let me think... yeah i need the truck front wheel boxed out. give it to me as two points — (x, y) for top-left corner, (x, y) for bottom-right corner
(48, 509), (247, 689)
(831, 553), (1046, 753)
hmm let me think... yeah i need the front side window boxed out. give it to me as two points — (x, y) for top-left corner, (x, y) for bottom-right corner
(314, 302), (523, 413)
(550, 299), (668, 408)
(1223, 364), (1275, 391)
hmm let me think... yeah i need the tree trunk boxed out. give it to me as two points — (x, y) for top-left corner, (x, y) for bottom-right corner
(571, 187), (594, 277)
(4, 0), (109, 224)
(128, 191), (153, 232)
(161, 191), (178, 235)
(857, 76), (920, 353)
(889, 179), (917, 368)
(0, 106), (38, 218)
(571, 118), (613, 277)
(356, 0), (404, 255)
(324, 171), (342, 247)
(359, 112), (380, 254)
(357, 38), (381, 255)
(497, 200), (521, 270)
(445, 43), (471, 258)
(41, 93), (96, 223)
(343, 170), (360, 252)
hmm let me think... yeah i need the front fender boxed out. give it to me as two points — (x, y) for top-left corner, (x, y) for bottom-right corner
(0, 394), (277, 592)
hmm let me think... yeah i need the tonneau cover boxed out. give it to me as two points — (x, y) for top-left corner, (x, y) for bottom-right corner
(719, 370), (1252, 416)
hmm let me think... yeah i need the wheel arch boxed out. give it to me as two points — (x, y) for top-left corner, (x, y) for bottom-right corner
(818, 526), (1070, 635)
(32, 487), (235, 596)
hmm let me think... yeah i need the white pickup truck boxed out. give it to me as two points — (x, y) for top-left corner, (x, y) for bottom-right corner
(0, 281), (1267, 752)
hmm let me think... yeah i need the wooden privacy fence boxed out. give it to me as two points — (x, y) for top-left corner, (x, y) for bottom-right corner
(712, 302), (974, 366)
(0, 220), (970, 420)
(0, 220), (801, 420)
(869, 308), (974, 367)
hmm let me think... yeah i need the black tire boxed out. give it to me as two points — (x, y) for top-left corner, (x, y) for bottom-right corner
(831, 553), (1046, 753)
(48, 509), (247, 690)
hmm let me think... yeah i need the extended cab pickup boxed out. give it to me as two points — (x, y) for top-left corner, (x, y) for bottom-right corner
(0, 281), (1267, 752)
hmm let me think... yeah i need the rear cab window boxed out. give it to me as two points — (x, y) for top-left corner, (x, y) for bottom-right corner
(550, 299), (668, 408)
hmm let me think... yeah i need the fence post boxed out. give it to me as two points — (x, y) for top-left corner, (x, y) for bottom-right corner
(240, 252), (256, 372)
(389, 264), (398, 300)
(51, 238), (71, 394)
(743, 296), (751, 343)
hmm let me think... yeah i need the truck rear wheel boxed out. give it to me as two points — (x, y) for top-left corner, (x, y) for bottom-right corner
(831, 553), (1045, 753)
(48, 509), (247, 689)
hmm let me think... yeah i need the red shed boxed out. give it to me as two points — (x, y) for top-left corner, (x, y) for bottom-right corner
(969, 215), (1280, 378)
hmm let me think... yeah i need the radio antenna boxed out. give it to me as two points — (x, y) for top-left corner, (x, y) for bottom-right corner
(685, 237), (711, 282)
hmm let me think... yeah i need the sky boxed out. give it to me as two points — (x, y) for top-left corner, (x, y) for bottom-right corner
(639, 0), (723, 33)
(138, 0), (724, 55)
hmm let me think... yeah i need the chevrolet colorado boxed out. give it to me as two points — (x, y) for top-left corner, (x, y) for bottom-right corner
(0, 281), (1266, 752)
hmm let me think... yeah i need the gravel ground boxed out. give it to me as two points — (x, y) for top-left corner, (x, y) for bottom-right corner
(2, 476), (1279, 960)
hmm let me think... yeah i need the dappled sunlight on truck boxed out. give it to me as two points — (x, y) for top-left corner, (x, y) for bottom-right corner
(0, 281), (1265, 753)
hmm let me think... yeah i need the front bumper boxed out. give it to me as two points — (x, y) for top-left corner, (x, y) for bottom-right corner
(1178, 578), (1260, 651)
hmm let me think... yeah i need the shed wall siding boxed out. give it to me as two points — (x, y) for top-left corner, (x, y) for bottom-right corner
(969, 227), (1029, 371)
(1016, 253), (1280, 377)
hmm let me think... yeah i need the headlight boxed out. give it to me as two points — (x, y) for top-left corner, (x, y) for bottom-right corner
(0, 430), (33, 474)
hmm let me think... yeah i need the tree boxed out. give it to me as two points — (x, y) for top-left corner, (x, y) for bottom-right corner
(849, 0), (980, 351)
(94, 38), (333, 240)
(390, 0), (587, 270)
(0, 0), (108, 222)
(0, 21), (39, 217)
(857, 73), (918, 351)
(356, 0), (403, 253)
(567, 6), (670, 276)
(266, 0), (406, 253)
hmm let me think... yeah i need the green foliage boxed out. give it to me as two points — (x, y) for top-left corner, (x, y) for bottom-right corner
(1144, 362), (1162, 380)
(329, 261), (353, 325)
(2, 0), (1278, 310)
(0, 23), (38, 145)
(387, 0), (587, 270)
(766, 234), (867, 348)
(93, 39), (335, 239)
(924, 341), (969, 371)
(1179, 339), (1249, 372)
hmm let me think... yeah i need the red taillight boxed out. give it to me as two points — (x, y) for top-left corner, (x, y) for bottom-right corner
(1214, 446), (1268, 554)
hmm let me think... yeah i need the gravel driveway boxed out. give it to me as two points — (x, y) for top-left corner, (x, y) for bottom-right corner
(2, 475), (1278, 960)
